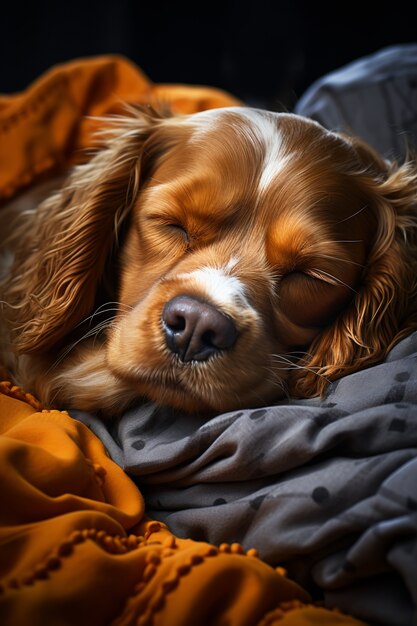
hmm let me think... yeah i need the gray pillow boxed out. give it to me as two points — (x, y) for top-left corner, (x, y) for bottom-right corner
(295, 43), (417, 160)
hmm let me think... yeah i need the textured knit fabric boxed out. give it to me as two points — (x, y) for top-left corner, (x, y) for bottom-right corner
(0, 54), (241, 202)
(0, 381), (370, 626)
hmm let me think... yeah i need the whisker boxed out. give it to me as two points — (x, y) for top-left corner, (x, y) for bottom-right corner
(149, 176), (166, 185)
(46, 318), (116, 374)
(271, 356), (315, 371)
(75, 302), (132, 329)
(313, 254), (364, 268)
(253, 366), (288, 401)
(271, 354), (331, 383)
(270, 362), (302, 371)
(335, 205), (368, 224)
(93, 301), (133, 314)
(310, 268), (358, 293)
(285, 350), (315, 358)
(319, 239), (363, 244)
(85, 307), (131, 328)
(47, 379), (68, 408)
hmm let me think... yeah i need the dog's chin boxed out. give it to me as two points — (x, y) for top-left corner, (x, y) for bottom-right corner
(108, 361), (286, 415)
(108, 368), (222, 414)
(138, 380), (215, 414)
(106, 322), (288, 414)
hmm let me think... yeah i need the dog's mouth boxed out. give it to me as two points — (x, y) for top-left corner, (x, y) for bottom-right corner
(109, 360), (218, 412)
(109, 352), (285, 414)
(106, 289), (287, 413)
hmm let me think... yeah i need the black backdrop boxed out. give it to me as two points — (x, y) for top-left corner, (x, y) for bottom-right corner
(1, 1), (415, 110)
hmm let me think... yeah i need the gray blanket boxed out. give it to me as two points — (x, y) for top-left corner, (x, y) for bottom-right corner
(74, 331), (417, 626)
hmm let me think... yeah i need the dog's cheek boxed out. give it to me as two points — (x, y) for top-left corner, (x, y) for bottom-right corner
(106, 304), (166, 374)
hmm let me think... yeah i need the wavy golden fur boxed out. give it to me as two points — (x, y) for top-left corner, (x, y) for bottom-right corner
(1, 106), (416, 416)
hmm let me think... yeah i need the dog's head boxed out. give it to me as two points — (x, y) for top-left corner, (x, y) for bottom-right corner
(4, 107), (417, 414)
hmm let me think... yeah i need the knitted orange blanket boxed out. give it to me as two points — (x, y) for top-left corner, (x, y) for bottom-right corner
(0, 54), (240, 201)
(0, 382), (367, 625)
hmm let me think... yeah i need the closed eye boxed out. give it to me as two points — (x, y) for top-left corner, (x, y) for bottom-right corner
(284, 269), (358, 294)
(146, 214), (190, 242)
(281, 271), (326, 289)
(279, 270), (355, 328)
(166, 222), (189, 242)
(140, 213), (191, 255)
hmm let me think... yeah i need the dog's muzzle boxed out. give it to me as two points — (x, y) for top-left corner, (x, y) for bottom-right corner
(162, 295), (238, 362)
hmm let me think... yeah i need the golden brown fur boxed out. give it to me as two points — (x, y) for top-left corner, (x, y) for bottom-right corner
(1, 106), (416, 416)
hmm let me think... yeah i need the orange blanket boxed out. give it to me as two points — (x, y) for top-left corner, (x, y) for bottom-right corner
(0, 382), (366, 625)
(0, 54), (241, 201)
(0, 57), (367, 625)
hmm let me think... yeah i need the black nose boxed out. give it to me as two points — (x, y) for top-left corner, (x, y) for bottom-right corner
(162, 295), (238, 362)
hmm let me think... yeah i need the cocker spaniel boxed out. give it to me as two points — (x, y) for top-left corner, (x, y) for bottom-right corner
(1, 106), (416, 415)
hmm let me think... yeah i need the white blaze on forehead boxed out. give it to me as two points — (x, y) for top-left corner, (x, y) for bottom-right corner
(239, 109), (292, 193)
(258, 127), (291, 192)
(176, 259), (254, 311)
(183, 267), (247, 306)
(189, 107), (291, 193)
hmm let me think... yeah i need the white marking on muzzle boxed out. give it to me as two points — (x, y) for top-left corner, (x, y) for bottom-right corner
(186, 267), (246, 305)
(176, 260), (255, 313)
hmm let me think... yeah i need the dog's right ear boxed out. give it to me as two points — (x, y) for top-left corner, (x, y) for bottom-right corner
(2, 106), (170, 354)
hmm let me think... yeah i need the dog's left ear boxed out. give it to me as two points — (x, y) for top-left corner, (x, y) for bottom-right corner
(4, 106), (170, 354)
(292, 140), (417, 398)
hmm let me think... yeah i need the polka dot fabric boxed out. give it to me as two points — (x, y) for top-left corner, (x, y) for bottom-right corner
(78, 332), (417, 625)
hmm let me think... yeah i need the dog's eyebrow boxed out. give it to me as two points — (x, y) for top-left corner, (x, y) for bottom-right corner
(144, 180), (255, 231)
(186, 204), (253, 230)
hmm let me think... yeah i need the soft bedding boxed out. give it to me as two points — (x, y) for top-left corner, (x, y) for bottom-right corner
(1, 47), (417, 626)
(0, 380), (324, 626)
(75, 332), (417, 626)
(294, 43), (417, 160)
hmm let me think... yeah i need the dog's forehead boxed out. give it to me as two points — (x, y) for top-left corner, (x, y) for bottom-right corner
(187, 107), (322, 144)
(145, 107), (356, 236)
(189, 106), (280, 134)
(185, 107), (328, 192)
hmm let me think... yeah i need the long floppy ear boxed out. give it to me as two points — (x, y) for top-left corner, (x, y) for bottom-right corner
(3, 106), (168, 354)
(291, 148), (417, 398)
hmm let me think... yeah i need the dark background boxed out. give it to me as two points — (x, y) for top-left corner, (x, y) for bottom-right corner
(1, 1), (416, 110)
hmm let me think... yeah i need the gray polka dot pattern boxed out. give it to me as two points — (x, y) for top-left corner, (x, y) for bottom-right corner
(74, 332), (417, 626)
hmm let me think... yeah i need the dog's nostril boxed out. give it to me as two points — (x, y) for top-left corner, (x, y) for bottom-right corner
(202, 330), (216, 347)
(166, 313), (186, 332)
(162, 295), (238, 362)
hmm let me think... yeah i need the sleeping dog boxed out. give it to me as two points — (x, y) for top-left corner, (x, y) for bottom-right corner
(1, 106), (416, 415)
